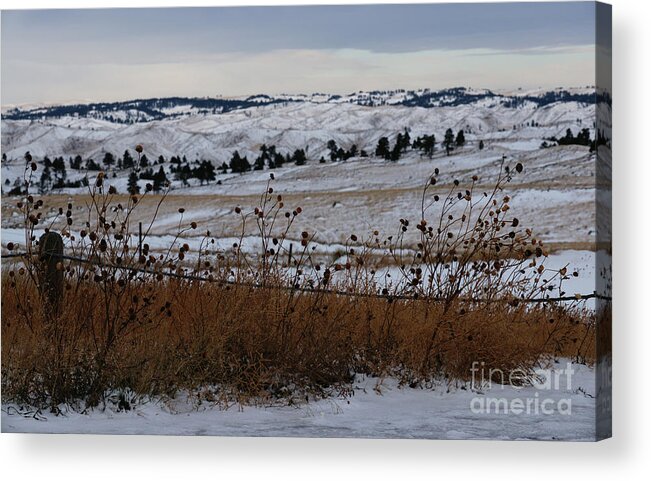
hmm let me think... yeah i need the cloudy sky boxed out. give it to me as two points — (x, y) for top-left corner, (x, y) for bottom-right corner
(1, 2), (598, 105)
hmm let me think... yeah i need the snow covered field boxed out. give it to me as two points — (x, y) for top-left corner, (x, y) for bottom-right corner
(1, 88), (601, 251)
(2, 360), (597, 440)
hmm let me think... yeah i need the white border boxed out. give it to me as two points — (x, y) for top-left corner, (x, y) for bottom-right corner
(1, 0), (650, 479)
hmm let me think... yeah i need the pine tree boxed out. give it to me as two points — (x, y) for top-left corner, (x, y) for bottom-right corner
(122, 150), (134, 170)
(127, 171), (140, 194)
(255, 144), (271, 170)
(444, 129), (455, 156)
(229, 151), (251, 174)
(375, 137), (390, 159)
(274, 152), (284, 168)
(390, 142), (401, 161)
(52, 157), (67, 187)
(39, 165), (52, 193)
(415, 134), (436, 158)
(292, 149), (307, 166)
(153, 166), (168, 192)
(577, 128), (591, 146)
(401, 128), (411, 152)
(455, 130), (466, 147)
(139, 154), (149, 169)
(103, 152), (115, 170)
(327, 139), (338, 162)
(395, 133), (403, 155)
(70, 155), (83, 170)
(86, 158), (101, 171)
(479, 140), (485, 150)
(195, 160), (216, 184)
(349, 144), (358, 158)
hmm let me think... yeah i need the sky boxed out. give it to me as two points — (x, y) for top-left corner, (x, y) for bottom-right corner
(1, 2), (598, 106)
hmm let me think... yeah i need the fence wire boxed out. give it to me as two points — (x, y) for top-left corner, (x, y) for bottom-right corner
(1, 251), (611, 304)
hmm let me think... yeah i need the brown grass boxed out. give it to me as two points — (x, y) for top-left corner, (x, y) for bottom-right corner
(1, 270), (595, 411)
(1, 155), (599, 411)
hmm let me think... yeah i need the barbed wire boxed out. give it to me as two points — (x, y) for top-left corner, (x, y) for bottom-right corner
(1, 251), (612, 304)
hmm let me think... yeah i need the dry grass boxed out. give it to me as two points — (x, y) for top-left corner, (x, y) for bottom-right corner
(1, 271), (595, 410)
(1, 185), (597, 252)
(1, 155), (600, 411)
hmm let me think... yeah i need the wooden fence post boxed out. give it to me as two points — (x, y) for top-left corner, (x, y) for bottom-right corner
(38, 232), (64, 315)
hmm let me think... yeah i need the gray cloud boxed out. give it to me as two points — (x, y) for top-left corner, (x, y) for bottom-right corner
(1, 3), (597, 105)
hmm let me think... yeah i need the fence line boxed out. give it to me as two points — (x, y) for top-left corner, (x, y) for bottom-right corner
(1, 251), (612, 304)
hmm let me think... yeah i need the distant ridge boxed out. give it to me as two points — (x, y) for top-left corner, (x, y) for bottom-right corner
(2, 87), (596, 124)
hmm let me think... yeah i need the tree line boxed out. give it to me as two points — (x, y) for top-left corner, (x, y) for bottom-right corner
(3, 127), (482, 195)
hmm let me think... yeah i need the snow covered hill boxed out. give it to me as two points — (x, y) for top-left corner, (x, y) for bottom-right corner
(1, 86), (596, 122)
(1, 86), (606, 253)
(1, 87), (596, 163)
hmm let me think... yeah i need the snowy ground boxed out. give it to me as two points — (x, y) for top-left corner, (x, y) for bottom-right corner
(2, 360), (597, 440)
